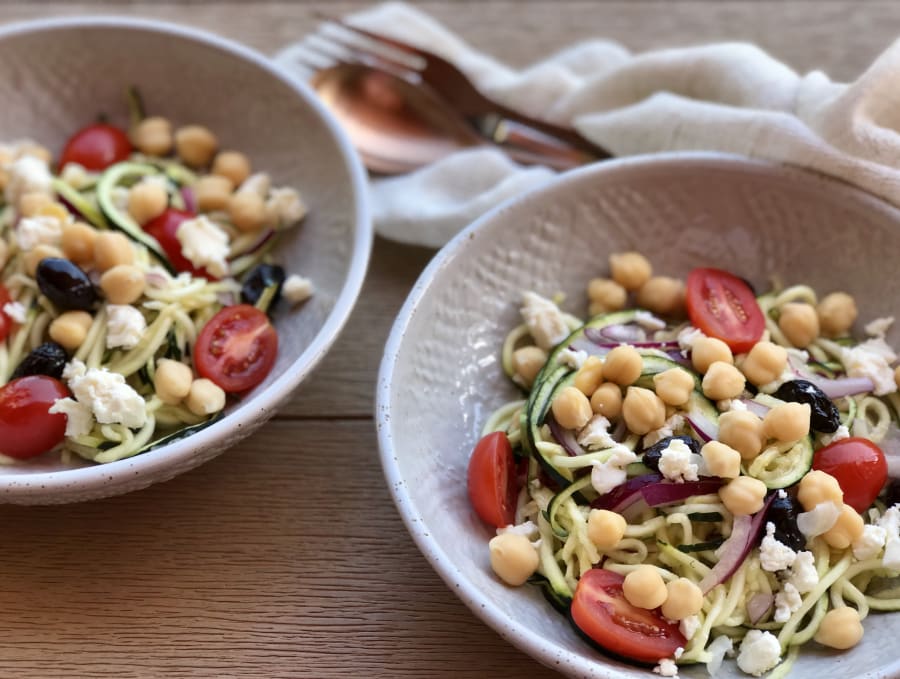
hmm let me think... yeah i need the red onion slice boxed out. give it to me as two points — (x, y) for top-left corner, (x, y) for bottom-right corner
(808, 376), (875, 399)
(640, 478), (724, 507)
(739, 399), (771, 418)
(181, 186), (196, 213)
(585, 324), (646, 344)
(591, 473), (663, 513)
(685, 413), (719, 442)
(228, 228), (276, 260)
(747, 592), (774, 624)
(546, 415), (587, 457)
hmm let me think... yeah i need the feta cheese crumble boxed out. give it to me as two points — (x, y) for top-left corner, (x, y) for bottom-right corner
(577, 415), (616, 451)
(591, 446), (638, 495)
(853, 524), (887, 561)
(877, 505), (900, 569)
(736, 630), (781, 676)
(653, 658), (678, 677)
(658, 438), (700, 483)
(175, 215), (230, 278)
(643, 413), (685, 447)
(16, 214), (64, 251)
(106, 305), (147, 350)
(557, 347), (587, 370)
(774, 582), (802, 623)
(265, 186), (307, 226)
(819, 424), (850, 447)
(282, 274), (314, 305)
(785, 550), (819, 593)
(520, 291), (569, 351)
(4, 154), (53, 206)
(48, 397), (94, 437)
(2, 301), (27, 323)
(63, 359), (147, 429)
(841, 338), (898, 395)
(759, 522), (797, 572)
(679, 615), (700, 641)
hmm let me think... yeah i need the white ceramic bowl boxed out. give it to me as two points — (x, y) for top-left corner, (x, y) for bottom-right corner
(0, 17), (371, 503)
(377, 153), (900, 678)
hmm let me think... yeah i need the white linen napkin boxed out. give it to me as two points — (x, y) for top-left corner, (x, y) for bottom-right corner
(276, 2), (900, 248)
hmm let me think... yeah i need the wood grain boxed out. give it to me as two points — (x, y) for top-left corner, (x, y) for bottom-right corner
(0, 2), (884, 676)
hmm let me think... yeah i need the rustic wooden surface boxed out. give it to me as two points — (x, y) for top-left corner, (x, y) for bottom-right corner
(0, 2), (892, 676)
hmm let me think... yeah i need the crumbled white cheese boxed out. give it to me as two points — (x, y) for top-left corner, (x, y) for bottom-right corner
(852, 524), (887, 561)
(643, 413), (685, 448)
(705, 635), (733, 676)
(591, 446), (637, 495)
(48, 397), (94, 437)
(265, 186), (307, 226)
(736, 630), (781, 676)
(520, 291), (569, 351)
(658, 438), (700, 483)
(841, 338), (898, 395)
(577, 415), (616, 451)
(238, 172), (271, 197)
(679, 615), (700, 641)
(15, 215), (63, 251)
(878, 505), (900, 569)
(282, 274), (314, 305)
(797, 500), (840, 538)
(653, 658), (678, 677)
(63, 359), (147, 429)
(4, 155), (53, 205)
(59, 162), (96, 191)
(497, 520), (538, 538)
(634, 310), (666, 330)
(865, 316), (895, 338)
(557, 347), (587, 370)
(106, 304), (147, 350)
(111, 186), (130, 213)
(2, 301), (26, 323)
(677, 325), (705, 353)
(175, 215), (230, 278)
(785, 550), (819, 593)
(759, 522), (797, 572)
(819, 424), (850, 447)
(773, 582), (802, 623)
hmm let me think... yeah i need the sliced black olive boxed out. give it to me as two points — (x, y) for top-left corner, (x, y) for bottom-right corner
(772, 379), (840, 433)
(641, 435), (701, 472)
(35, 257), (98, 311)
(11, 341), (69, 380)
(765, 491), (806, 551)
(240, 263), (286, 307)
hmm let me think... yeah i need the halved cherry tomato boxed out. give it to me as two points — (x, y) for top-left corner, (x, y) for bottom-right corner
(467, 431), (517, 528)
(194, 304), (278, 393)
(813, 437), (887, 512)
(571, 568), (686, 664)
(59, 123), (132, 171)
(685, 268), (765, 353)
(142, 208), (214, 279)
(0, 376), (69, 459)
(0, 285), (13, 342)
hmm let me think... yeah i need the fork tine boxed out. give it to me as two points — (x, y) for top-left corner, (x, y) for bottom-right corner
(318, 14), (428, 62)
(315, 26), (422, 74)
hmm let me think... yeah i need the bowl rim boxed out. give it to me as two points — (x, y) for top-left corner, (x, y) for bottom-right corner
(0, 15), (372, 499)
(375, 151), (900, 677)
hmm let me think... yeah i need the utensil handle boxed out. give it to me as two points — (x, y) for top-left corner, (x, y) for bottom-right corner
(495, 119), (594, 169)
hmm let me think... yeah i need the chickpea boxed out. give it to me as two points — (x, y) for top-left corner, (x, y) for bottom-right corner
(623, 565), (667, 609)
(132, 116), (173, 156)
(661, 578), (704, 621)
(591, 382), (622, 418)
(185, 378), (227, 416)
(603, 345), (643, 386)
(700, 440), (742, 479)
(740, 341), (788, 386)
(587, 278), (627, 314)
(635, 276), (685, 316)
(38, 203), (70, 225)
(99, 264), (146, 305)
(127, 180), (168, 225)
(778, 302), (819, 348)
(574, 356), (604, 396)
(488, 533), (539, 586)
(174, 125), (218, 167)
(194, 174), (234, 212)
(18, 143), (51, 164)
(587, 509), (627, 549)
(719, 476), (767, 516)
(609, 251), (652, 291)
(762, 402), (811, 442)
(817, 292), (857, 338)
(814, 607), (864, 650)
(718, 410), (765, 460)
(823, 504), (864, 549)
(18, 191), (54, 218)
(24, 245), (63, 277)
(512, 346), (547, 387)
(622, 386), (666, 436)
(212, 150), (251, 187)
(227, 190), (266, 232)
(701, 361), (746, 400)
(551, 386), (593, 430)
(153, 358), (194, 405)
(797, 470), (843, 511)
(60, 221), (97, 265)
(48, 310), (92, 351)
(653, 367), (694, 406)
(691, 336), (733, 373)
(93, 232), (135, 271)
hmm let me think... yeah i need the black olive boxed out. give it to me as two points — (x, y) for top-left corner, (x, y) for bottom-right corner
(772, 379), (840, 433)
(765, 491), (806, 551)
(240, 263), (286, 308)
(641, 435), (701, 472)
(35, 258), (98, 311)
(11, 341), (69, 380)
(884, 478), (900, 507)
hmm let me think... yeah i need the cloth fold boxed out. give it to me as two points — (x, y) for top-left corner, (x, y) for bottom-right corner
(276, 2), (900, 248)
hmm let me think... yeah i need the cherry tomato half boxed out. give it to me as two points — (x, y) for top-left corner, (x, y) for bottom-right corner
(142, 208), (213, 279)
(194, 304), (278, 393)
(813, 437), (887, 512)
(0, 376), (69, 459)
(0, 285), (13, 342)
(571, 568), (686, 664)
(466, 431), (517, 528)
(59, 123), (132, 171)
(685, 268), (765, 353)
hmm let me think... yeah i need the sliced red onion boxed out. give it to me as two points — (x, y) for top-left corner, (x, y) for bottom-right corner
(181, 186), (196, 213)
(705, 635), (733, 676)
(808, 376), (875, 399)
(546, 415), (586, 457)
(685, 412), (719, 442)
(144, 268), (171, 288)
(610, 419), (628, 443)
(216, 291), (236, 306)
(585, 324), (646, 344)
(747, 592), (774, 624)
(639, 478), (723, 506)
(797, 500), (840, 538)
(698, 493), (775, 594)
(664, 349), (692, 366)
(739, 399), (771, 418)
(881, 425), (900, 477)
(228, 228), (276, 260)
(591, 473), (663, 513)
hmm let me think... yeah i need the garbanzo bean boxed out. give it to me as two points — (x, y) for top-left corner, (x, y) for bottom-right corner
(814, 607), (864, 649)
(653, 367), (694, 406)
(127, 180), (168, 225)
(194, 174), (234, 212)
(609, 251), (652, 291)
(623, 565), (667, 609)
(591, 382), (622, 418)
(227, 190), (266, 232)
(778, 302), (820, 348)
(574, 356), (604, 396)
(700, 440), (742, 479)
(797, 470), (843, 511)
(212, 150), (251, 187)
(587, 509), (627, 549)
(622, 386), (666, 435)
(93, 231), (135, 271)
(587, 277), (627, 314)
(701, 361), (745, 400)
(718, 410), (765, 460)
(551, 386), (593, 430)
(691, 336), (733, 373)
(817, 292), (858, 338)
(603, 345), (643, 386)
(99, 264), (146, 305)
(488, 533), (539, 586)
(60, 221), (97, 265)
(174, 125), (218, 167)
(762, 402), (811, 442)
(153, 358), (193, 405)
(185, 378), (226, 416)
(822, 504), (865, 549)
(635, 276), (685, 316)
(48, 310), (93, 351)
(132, 116), (173, 156)
(512, 346), (547, 387)
(719, 476), (767, 516)
(740, 341), (788, 386)
(24, 244), (63, 277)
(661, 578), (704, 621)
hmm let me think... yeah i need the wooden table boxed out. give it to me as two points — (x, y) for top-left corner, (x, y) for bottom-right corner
(1, 2), (895, 676)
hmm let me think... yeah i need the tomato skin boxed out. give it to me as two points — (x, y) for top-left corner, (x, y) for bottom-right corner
(685, 268), (765, 353)
(0, 376), (69, 459)
(571, 568), (686, 664)
(0, 285), (13, 342)
(813, 437), (887, 512)
(194, 304), (278, 393)
(142, 208), (214, 278)
(467, 431), (517, 528)
(59, 123), (132, 171)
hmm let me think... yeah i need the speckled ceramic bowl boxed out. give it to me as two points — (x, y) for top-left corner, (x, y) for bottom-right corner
(0, 17), (371, 503)
(377, 153), (900, 678)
